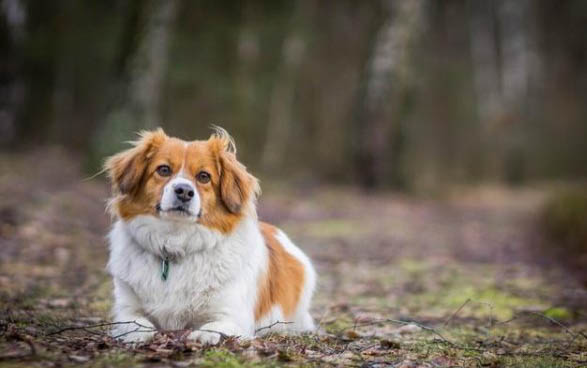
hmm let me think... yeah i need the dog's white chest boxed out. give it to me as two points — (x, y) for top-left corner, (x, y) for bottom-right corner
(107, 219), (243, 330)
(128, 252), (233, 329)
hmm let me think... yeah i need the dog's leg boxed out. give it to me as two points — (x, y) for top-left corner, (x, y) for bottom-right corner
(188, 320), (245, 345)
(111, 278), (156, 343)
(188, 284), (254, 345)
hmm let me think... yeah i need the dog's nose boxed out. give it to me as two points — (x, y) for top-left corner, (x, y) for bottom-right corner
(174, 183), (195, 203)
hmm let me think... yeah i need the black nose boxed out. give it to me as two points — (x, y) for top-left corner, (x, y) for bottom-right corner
(174, 183), (195, 203)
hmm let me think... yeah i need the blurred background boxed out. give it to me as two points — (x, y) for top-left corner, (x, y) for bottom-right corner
(0, 2), (587, 364)
(1, 0), (586, 192)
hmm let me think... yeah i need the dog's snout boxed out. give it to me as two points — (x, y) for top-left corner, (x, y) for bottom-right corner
(174, 183), (195, 203)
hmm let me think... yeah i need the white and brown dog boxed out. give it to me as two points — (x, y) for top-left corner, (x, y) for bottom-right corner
(104, 128), (315, 344)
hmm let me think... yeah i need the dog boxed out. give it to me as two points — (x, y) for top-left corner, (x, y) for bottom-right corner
(104, 127), (316, 344)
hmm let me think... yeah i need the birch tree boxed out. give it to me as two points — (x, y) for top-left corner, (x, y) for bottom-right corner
(353, 0), (424, 188)
(469, 0), (531, 181)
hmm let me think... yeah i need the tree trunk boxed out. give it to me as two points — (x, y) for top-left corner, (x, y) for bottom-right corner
(469, 0), (502, 127)
(469, 0), (531, 182)
(129, 0), (178, 129)
(498, 0), (529, 112)
(354, 0), (424, 188)
(91, 0), (178, 163)
(0, 0), (26, 146)
(261, 2), (310, 172)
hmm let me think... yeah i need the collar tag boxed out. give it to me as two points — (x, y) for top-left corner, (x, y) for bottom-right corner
(161, 257), (170, 281)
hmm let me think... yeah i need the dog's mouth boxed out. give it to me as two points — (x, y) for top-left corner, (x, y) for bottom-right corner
(156, 204), (201, 219)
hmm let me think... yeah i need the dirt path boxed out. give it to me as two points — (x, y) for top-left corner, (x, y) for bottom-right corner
(1, 151), (585, 367)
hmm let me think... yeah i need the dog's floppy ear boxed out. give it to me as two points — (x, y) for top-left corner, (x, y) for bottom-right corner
(104, 128), (167, 196)
(210, 127), (260, 214)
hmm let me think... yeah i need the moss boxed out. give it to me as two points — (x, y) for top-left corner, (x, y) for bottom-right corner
(398, 259), (430, 274)
(438, 285), (544, 320)
(299, 219), (372, 238)
(199, 350), (277, 368)
(543, 307), (572, 321)
(396, 333), (582, 368)
(322, 315), (354, 334)
(394, 261), (547, 320)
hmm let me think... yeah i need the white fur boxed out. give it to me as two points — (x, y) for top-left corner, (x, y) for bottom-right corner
(107, 212), (316, 344)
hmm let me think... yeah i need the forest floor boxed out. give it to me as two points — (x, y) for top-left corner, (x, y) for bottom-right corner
(0, 149), (586, 368)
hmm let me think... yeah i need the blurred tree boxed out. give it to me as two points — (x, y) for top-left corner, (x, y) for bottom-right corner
(0, 0), (26, 145)
(469, 0), (532, 183)
(1, 0), (586, 191)
(261, 0), (310, 173)
(91, 0), (178, 163)
(352, 0), (424, 188)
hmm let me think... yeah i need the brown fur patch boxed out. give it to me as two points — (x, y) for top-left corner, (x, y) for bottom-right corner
(255, 222), (305, 322)
(104, 128), (260, 234)
(104, 129), (168, 197)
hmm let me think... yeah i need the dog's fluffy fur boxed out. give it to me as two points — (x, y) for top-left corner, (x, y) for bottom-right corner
(104, 128), (316, 344)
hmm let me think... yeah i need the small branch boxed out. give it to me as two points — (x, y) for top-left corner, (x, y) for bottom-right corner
(526, 311), (587, 341)
(112, 327), (155, 340)
(197, 329), (230, 340)
(443, 298), (471, 327)
(255, 321), (293, 334)
(352, 318), (452, 345)
(48, 319), (292, 341)
(47, 320), (154, 336)
(492, 310), (586, 341)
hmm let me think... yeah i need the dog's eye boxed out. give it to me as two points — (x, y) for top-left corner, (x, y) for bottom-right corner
(196, 171), (211, 184)
(156, 165), (172, 177)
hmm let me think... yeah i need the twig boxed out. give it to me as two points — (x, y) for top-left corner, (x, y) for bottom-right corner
(112, 328), (155, 340)
(443, 298), (471, 327)
(46, 320), (154, 336)
(255, 321), (293, 334)
(473, 301), (495, 328)
(352, 318), (452, 345)
(493, 310), (586, 341)
(526, 311), (587, 340)
(198, 329), (230, 340)
(493, 315), (519, 326)
(48, 319), (296, 341)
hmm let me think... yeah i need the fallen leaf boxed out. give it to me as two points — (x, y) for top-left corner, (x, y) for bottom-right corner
(343, 329), (361, 340)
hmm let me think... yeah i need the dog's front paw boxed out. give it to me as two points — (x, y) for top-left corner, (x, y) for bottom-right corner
(188, 321), (243, 345)
(117, 329), (156, 344)
(188, 329), (223, 345)
(111, 318), (156, 344)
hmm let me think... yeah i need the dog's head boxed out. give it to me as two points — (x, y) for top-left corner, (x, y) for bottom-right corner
(104, 127), (260, 233)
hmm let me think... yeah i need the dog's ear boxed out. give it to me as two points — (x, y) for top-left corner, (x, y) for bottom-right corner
(104, 129), (167, 196)
(210, 127), (260, 214)
(219, 152), (260, 214)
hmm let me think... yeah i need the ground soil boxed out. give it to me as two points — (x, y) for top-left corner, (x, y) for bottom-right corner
(1, 149), (586, 367)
